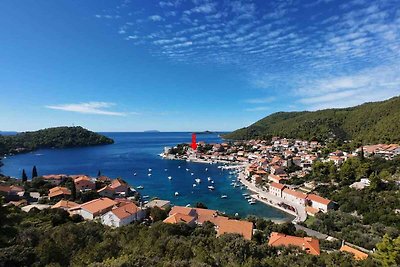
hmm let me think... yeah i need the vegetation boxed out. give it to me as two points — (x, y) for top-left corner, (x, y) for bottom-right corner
(0, 204), (380, 267)
(298, 156), (400, 251)
(224, 96), (400, 144)
(0, 126), (114, 156)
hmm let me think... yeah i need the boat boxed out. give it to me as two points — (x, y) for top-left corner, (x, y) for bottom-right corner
(148, 168), (152, 172)
(207, 177), (211, 181)
(248, 200), (256, 205)
(208, 186), (215, 190)
(137, 186), (144, 189)
(230, 182), (235, 186)
(178, 166), (181, 168)
(242, 193), (249, 196)
(168, 176), (172, 180)
(221, 195), (227, 199)
(185, 204), (191, 207)
(174, 192), (179, 196)
(195, 178), (201, 184)
(191, 172), (194, 176)
(245, 196), (251, 199)
(148, 173), (152, 177)
(186, 168), (189, 171)
(164, 168), (168, 171)
(192, 184), (197, 187)
(234, 183), (240, 187)
(133, 173), (137, 176)
(142, 195), (149, 199)
(205, 168), (208, 171)
(211, 181), (214, 184)
(143, 200), (149, 204)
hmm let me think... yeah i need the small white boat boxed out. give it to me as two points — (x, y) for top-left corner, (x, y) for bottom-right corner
(148, 173), (152, 177)
(207, 177), (211, 181)
(178, 166), (181, 168)
(186, 168), (189, 171)
(245, 196), (251, 199)
(143, 200), (149, 204)
(191, 172), (194, 176)
(221, 195), (227, 199)
(205, 168), (208, 171)
(193, 184), (197, 187)
(175, 192), (179, 196)
(242, 193), (249, 196)
(249, 200), (256, 205)
(208, 186), (215, 190)
(235, 212), (239, 216)
(195, 178), (201, 184)
(137, 186), (144, 189)
(164, 168), (168, 171)
(133, 173), (137, 176)
(168, 176), (172, 180)
(211, 181), (214, 184)
(185, 204), (191, 207)
(148, 168), (152, 172)
(143, 195), (149, 199)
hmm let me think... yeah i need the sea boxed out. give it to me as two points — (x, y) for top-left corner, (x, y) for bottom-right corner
(0, 132), (293, 221)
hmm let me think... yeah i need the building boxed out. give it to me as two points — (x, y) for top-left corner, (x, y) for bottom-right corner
(109, 179), (129, 195)
(97, 185), (115, 198)
(51, 200), (79, 211)
(306, 194), (334, 213)
(215, 219), (254, 240)
(340, 245), (368, 260)
(268, 232), (320, 255)
(269, 182), (286, 198)
(0, 185), (25, 199)
(74, 176), (95, 192)
(41, 174), (67, 185)
(268, 174), (284, 184)
(69, 197), (117, 220)
(144, 199), (171, 210)
(101, 202), (145, 227)
(48, 186), (71, 199)
(282, 188), (307, 206)
(163, 213), (197, 226)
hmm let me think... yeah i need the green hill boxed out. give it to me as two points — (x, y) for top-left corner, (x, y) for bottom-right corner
(0, 126), (114, 156)
(224, 96), (400, 144)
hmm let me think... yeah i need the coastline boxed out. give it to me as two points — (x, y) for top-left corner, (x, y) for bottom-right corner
(161, 153), (299, 223)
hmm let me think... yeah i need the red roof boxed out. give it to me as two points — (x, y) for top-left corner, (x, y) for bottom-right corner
(270, 182), (285, 190)
(283, 188), (307, 199)
(306, 194), (331, 205)
(111, 202), (141, 220)
(268, 232), (320, 255)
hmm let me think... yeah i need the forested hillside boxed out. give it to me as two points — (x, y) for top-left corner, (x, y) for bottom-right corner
(0, 126), (114, 156)
(224, 96), (400, 143)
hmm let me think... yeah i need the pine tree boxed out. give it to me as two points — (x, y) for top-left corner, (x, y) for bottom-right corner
(22, 169), (28, 182)
(97, 170), (101, 177)
(32, 165), (38, 178)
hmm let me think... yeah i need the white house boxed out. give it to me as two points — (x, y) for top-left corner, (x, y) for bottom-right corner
(269, 182), (286, 198)
(69, 197), (117, 220)
(282, 188), (307, 206)
(306, 194), (334, 213)
(101, 202), (145, 227)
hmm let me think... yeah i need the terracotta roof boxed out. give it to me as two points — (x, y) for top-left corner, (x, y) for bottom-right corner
(283, 188), (307, 199)
(111, 202), (140, 220)
(74, 176), (91, 182)
(98, 185), (115, 193)
(268, 232), (320, 255)
(0, 185), (24, 193)
(305, 206), (320, 215)
(194, 208), (221, 224)
(42, 174), (67, 180)
(216, 219), (253, 240)
(340, 245), (368, 260)
(269, 174), (283, 182)
(270, 182), (286, 190)
(48, 186), (71, 198)
(169, 206), (196, 217)
(78, 197), (117, 215)
(163, 213), (196, 225)
(307, 194), (331, 205)
(52, 200), (79, 209)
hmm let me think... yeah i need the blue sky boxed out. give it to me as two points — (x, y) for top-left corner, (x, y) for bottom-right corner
(0, 0), (399, 132)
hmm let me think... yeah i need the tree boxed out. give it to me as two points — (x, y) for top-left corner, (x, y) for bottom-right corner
(195, 202), (208, 209)
(374, 234), (400, 267)
(32, 165), (38, 179)
(70, 181), (77, 201)
(22, 169), (28, 182)
(97, 170), (101, 177)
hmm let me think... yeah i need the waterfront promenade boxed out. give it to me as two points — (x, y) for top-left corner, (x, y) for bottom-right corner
(237, 171), (307, 223)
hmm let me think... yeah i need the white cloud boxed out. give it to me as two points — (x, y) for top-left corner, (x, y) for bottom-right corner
(244, 106), (270, 112)
(45, 102), (127, 116)
(244, 97), (275, 104)
(149, 15), (164, 21)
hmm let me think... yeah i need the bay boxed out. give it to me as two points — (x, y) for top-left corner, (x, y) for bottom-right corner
(0, 132), (293, 221)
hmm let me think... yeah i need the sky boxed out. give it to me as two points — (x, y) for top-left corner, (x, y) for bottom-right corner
(0, 0), (399, 132)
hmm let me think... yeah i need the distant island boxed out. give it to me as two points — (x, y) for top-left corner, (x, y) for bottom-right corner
(195, 130), (215, 135)
(143, 130), (160, 133)
(224, 96), (400, 144)
(0, 126), (114, 158)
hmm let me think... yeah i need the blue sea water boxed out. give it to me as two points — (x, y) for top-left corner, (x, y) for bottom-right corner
(0, 132), (293, 221)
